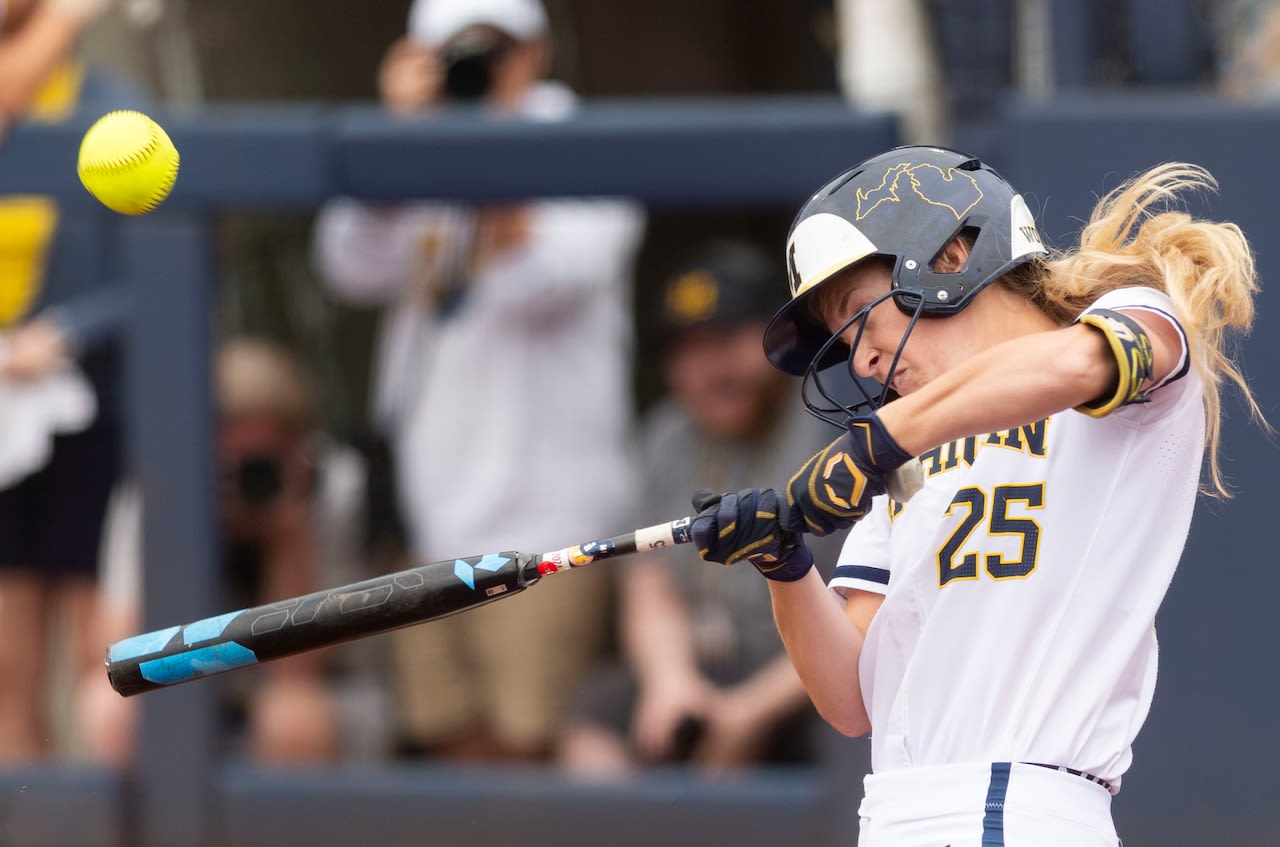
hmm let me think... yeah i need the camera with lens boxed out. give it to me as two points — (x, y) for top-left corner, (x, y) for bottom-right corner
(441, 28), (514, 101)
(230, 455), (284, 510)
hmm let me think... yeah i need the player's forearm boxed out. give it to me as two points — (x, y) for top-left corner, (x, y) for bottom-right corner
(0, 10), (82, 117)
(879, 323), (1112, 457)
(768, 568), (869, 737)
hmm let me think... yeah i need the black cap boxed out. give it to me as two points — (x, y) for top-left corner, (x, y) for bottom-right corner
(660, 240), (786, 337)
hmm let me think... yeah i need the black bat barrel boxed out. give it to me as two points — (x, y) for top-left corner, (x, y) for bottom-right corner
(106, 551), (535, 696)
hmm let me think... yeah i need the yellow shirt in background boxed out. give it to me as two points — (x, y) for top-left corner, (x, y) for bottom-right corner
(0, 61), (83, 327)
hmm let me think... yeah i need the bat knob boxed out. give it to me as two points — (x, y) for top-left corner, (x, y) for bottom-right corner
(886, 457), (925, 503)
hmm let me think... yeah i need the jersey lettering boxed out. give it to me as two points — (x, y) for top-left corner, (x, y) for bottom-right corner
(938, 488), (984, 585)
(919, 419), (1049, 480)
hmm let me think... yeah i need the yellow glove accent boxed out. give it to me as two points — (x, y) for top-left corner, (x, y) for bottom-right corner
(787, 437), (872, 534)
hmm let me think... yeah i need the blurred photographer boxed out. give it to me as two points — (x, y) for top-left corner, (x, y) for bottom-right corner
(312, 0), (642, 763)
(216, 339), (323, 640)
(211, 340), (357, 763)
(86, 338), (391, 766)
(378, 0), (549, 114)
(559, 241), (841, 778)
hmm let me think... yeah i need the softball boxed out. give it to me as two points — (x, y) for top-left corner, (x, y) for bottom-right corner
(77, 110), (180, 216)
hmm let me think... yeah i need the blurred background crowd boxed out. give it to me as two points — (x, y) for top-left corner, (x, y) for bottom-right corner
(0, 0), (1277, 780)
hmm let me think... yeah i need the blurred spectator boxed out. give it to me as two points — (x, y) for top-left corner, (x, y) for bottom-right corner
(835, 0), (946, 144)
(0, 0), (110, 121)
(839, 1), (1217, 154)
(0, 0), (140, 764)
(1216, 0), (1280, 98)
(85, 338), (391, 766)
(311, 0), (644, 763)
(558, 241), (842, 778)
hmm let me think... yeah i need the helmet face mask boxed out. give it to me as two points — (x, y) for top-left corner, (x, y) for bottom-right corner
(767, 145), (1047, 426)
(799, 286), (925, 425)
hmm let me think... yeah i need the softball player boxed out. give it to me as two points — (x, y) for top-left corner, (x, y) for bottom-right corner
(690, 146), (1263, 845)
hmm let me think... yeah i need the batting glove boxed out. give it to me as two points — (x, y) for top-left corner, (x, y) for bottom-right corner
(784, 414), (912, 536)
(690, 488), (814, 582)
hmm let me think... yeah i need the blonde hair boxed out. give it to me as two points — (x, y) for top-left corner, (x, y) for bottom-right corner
(1006, 163), (1266, 496)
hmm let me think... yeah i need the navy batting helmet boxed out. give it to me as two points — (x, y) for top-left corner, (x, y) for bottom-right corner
(763, 145), (1047, 421)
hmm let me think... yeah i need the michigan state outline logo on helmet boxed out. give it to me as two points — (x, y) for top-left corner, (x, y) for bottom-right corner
(854, 161), (985, 223)
(765, 146), (1047, 379)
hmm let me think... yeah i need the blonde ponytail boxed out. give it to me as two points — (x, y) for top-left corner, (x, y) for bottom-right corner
(1025, 163), (1266, 496)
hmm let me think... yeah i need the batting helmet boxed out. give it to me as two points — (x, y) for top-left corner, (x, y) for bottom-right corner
(763, 145), (1047, 420)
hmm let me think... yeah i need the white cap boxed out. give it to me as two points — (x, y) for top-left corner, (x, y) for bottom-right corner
(408, 0), (549, 48)
(218, 339), (313, 430)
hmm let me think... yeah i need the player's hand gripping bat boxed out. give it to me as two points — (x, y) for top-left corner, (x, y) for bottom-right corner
(105, 461), (924, 697)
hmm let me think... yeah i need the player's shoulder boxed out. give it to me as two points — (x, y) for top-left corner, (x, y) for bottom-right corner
(1079, 285), (1177, 319)
(1078, 286), (1188, 354)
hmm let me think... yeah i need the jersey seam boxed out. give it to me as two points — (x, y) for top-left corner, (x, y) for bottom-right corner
(1093, 369), (1201, 430)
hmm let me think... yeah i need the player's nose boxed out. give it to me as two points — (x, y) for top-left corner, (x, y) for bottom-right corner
(851, 344), (880, 380)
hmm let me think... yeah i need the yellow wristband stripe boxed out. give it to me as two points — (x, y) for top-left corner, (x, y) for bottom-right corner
(755, 557), (791, 574)
(1075, 309), (1155, 419)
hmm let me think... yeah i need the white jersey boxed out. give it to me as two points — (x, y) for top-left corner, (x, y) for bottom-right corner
(831, 287), (1200, 791)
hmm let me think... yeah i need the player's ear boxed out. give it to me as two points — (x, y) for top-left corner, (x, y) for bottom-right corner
(931, 233), (973, 274)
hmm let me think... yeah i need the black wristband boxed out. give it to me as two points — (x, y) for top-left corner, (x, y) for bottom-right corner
(1075, 309), (1155, 418)
(847, 413), (912, 474)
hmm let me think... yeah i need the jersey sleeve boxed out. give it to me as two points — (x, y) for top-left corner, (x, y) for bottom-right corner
(828, 494), (893, 598)
(1077, 286), (1191, 398)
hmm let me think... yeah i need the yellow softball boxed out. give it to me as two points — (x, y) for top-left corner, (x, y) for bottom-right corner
(77, 110), (180, 216)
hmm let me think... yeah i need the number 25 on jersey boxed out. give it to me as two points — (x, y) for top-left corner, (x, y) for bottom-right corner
(937, 483), (1045, 587)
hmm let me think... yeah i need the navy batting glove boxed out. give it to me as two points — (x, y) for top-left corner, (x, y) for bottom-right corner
(690, 487), (814, 582)
(784, 414), (912, 536)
